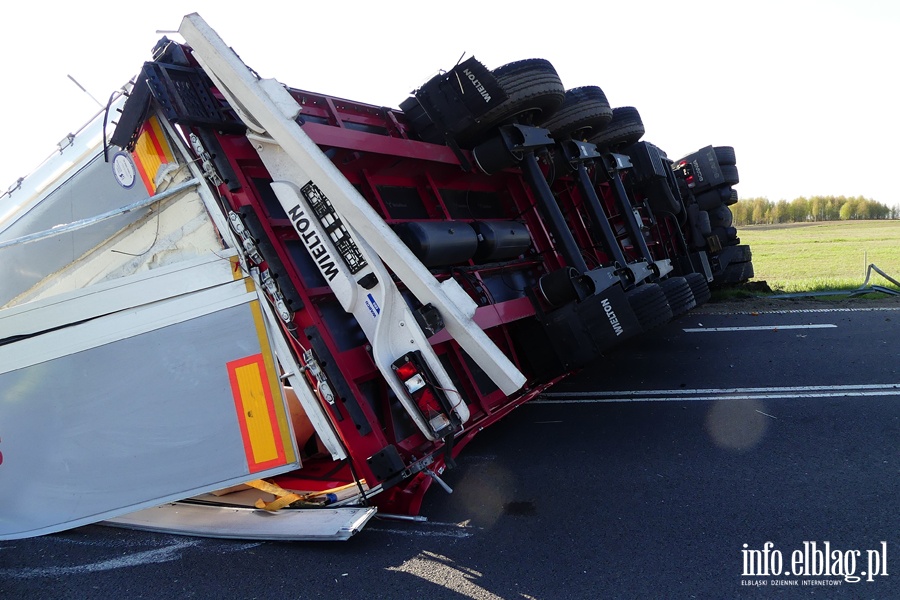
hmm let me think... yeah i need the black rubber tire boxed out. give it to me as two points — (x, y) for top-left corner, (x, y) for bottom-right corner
(724, 188), (739, 206)
(708, 205), (734, 229)
(695, 186), (735, 211)
(696, 208), (712, 236)
(537, 86), (612, 140)
(720, 164), (740, 186)
(684, 272), (711, 306)
(711, 225), (738, 242)
(695, 189), (722, 211)
(658, 276), (697, 317)
(714, 146), (736, 165)
(729, 244), (752, 263)
(716, 261), (755, 284)
(626, 283), (673, 331)
(587, 106), (645, 151)
(710, 232), (739, 249)
(456, 58), (565, 144)
(400, 96), (444, 144)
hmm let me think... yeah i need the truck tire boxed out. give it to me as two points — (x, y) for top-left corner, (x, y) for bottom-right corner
(659, 276), (697, 317)
(587, 106), (645, 151)
(626, 283), (673, 331)
(724, 188), (739, 206)
(716, 260), (754, 284)
(695, 187), (733, 211)
(684, 272), (711, 306)
(402, 59), (566, 146)
(400, 97), (443, 144)
(695, 189), (721, 211)
(708, 205), (734, 229)
(711, 226), (739, 246)
(538, 86), (613, 140)
(458, 58), (566, 143)
(720, 164), (740, 186)
(713, 245), (754, 285)
(722, 244), (752, 263)
(714, 146), (736, 165)
(696, 209), (712, 236)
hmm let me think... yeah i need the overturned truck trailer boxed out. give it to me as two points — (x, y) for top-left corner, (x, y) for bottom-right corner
(0, 14), (753, 541)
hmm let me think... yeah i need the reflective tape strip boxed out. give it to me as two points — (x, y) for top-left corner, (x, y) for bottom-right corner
(132, 116), (176, 194)
(226, 297), (296, 473)
(247, 299), (296, 467)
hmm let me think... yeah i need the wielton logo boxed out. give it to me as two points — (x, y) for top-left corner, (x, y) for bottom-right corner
(600, 298), (624, 336)
(288, 204), (339, 282)
(300, 181), (367, 275)
(741, 541), (889, 586)
(462, 68), (492, 103)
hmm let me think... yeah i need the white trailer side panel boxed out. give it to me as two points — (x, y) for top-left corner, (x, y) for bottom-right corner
(0, 258), (301, 540)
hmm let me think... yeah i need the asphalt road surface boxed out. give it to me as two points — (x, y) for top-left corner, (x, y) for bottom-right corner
(2, 301), (898, 599)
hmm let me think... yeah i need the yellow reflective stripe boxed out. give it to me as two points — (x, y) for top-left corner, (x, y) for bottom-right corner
(233, 361), (280, 463)
(132, 116), (175, 194)
(249, 300), (297, 465)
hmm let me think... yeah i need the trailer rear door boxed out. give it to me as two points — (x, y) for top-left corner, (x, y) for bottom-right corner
(0, 254), (303, 540)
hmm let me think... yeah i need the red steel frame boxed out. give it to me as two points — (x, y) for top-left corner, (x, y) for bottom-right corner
(157, 53), (696, 513)
(175, 85), (583, 514)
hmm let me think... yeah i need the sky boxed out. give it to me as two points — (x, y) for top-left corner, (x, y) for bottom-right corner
(2, 0), (899, 207)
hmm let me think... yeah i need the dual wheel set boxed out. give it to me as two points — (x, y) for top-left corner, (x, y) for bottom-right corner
(401, 56), (727, 335)
(673, 145), (754, 285)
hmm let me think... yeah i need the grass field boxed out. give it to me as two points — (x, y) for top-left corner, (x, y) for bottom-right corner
(737, 220), (900, 293)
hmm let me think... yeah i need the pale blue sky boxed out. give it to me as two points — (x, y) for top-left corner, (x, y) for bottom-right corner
(2, 0), (898, 206)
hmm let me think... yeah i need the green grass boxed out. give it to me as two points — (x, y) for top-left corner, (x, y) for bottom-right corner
(737, 220), (900, 293)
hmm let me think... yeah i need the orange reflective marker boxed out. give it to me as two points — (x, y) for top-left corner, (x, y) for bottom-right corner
(227, 354), (288, 472)
(132, 116), (176, 194)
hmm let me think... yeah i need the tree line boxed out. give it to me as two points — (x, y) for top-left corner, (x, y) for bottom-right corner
(732, 196), (899, 226)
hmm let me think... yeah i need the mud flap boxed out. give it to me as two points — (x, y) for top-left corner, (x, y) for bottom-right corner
(515, 285), (640, 377)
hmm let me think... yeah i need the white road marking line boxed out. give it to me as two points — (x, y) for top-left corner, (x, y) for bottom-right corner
(369, 527), (474, 539)
(542, 383), (899, 398)
(535, 384), (900, 404)
(44, 533), (194, 549)
(368, 520), (476, 539)
(459, 454), (497, 462)
(533, 390), (900, 403)
(683, 324), (838, 332)
(539, 391), (900, 403)
(220, 542), (265, 552)
(0, 539), (200, 579)
(695, 307), (900, 315)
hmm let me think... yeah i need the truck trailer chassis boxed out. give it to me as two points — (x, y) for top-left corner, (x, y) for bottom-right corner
(0, 14), (752, 540)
